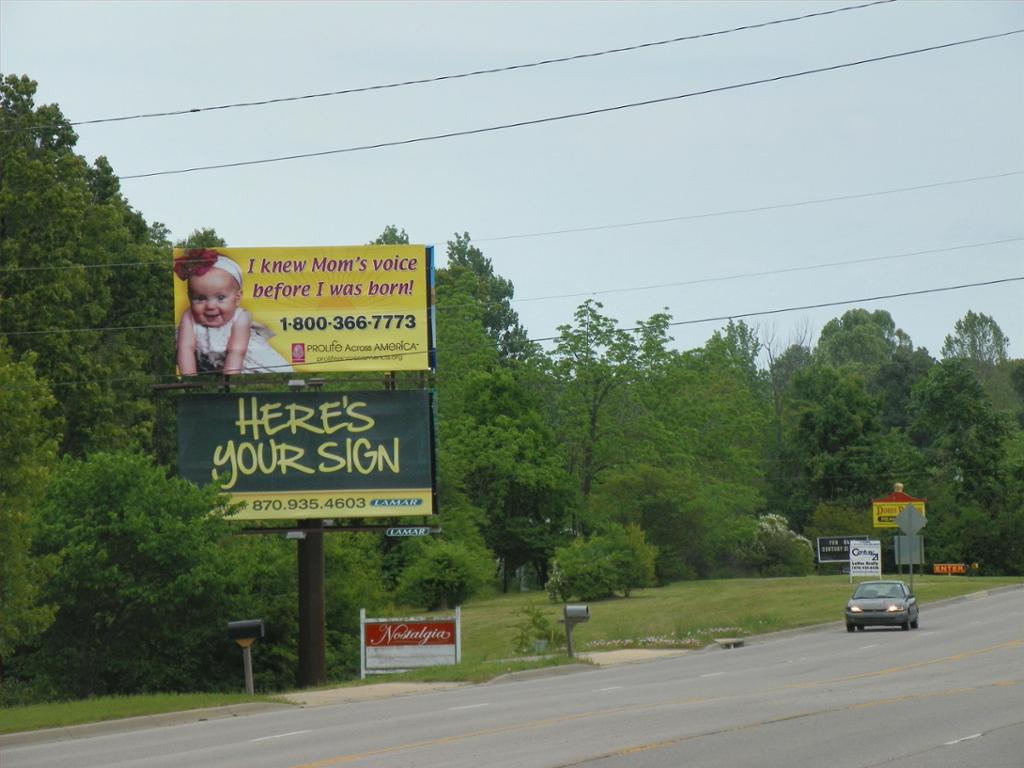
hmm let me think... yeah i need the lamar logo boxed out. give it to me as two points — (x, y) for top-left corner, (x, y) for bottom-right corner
(371, 499), (423, 507)
(291, 343), (306, 364)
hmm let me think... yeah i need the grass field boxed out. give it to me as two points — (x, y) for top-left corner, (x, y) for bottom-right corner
(2, 574), (1019, 735)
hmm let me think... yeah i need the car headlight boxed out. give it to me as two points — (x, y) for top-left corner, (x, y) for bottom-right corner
(886, 603), (904, 612)
(848, 605), (863, 612)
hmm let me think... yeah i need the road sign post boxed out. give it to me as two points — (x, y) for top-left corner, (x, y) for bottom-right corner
(894, 502), (927, 591)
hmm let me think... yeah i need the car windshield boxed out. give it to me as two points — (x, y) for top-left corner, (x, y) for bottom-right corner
(853, 584), (902, 599)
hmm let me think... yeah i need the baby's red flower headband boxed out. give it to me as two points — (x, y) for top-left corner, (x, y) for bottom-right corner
(173, 249), (220, 281)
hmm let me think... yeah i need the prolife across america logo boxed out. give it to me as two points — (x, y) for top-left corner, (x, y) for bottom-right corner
(291, 343), (306, 364)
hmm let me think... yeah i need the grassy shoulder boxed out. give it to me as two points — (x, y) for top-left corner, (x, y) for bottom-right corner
(0, 692), (283, 736)
(2, 574), (1018, 734)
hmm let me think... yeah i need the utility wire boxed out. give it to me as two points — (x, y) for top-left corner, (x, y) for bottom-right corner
(511, 238), (1024, 304)
(117, 29), (1024, 180)
(531, 275), (1024, 342)
(9, 1), (893, 132)
(4, 274), (1020, 342)
(2, 235), (1019, 334)
(2, 273), (1021, 392)
(2, 171), (1019, 276)
(474, 171), (1024, 243)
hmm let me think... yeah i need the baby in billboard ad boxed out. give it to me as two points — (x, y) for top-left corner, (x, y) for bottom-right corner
(174, 249), (292, 375)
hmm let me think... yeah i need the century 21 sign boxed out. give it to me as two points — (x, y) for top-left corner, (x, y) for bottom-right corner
(178, 391), (436, 520)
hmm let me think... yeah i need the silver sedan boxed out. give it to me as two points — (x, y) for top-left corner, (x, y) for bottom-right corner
(845, 580), (919, 632)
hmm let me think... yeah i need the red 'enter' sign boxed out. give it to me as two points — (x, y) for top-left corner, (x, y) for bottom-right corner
(933, 563), (967, 575)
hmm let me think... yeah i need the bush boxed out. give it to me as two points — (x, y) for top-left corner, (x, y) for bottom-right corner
(546, 524), (657, 601)
(396, 540), (493, 611)
(9, 452), (240, 698)
(753, 514), (815, 576)
(512, 604), (562, 654)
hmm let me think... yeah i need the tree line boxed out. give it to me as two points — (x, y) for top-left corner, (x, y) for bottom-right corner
(2, 75), (1022, 703)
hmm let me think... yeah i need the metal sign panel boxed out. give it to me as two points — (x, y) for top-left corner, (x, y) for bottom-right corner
(895, 503), (927, 535)
(178, 390), (437, 519)
(894, 534), (924, 566)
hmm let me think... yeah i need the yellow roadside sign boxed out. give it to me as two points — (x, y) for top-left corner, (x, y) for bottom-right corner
(872, 491), (926, 528)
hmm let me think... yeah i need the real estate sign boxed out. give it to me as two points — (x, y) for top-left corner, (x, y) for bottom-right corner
(849, 540), (882, 577)
(178, 390), (436, 520)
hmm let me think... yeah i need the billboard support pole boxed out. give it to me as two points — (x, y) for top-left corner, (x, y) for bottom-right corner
(297, 519), (326, 688)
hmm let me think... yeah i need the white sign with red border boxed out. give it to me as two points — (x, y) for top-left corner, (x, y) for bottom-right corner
(360, 607), (461, 678)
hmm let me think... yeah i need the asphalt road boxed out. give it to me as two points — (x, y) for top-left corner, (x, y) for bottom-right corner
(4, 587), (1022, 768)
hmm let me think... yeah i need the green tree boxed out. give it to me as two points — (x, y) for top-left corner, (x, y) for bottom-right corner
(546, 524), (657, 601)
(446, 368), (573, 589)
(12, 452), (240, 698)
(0, 344), (59, 669)
(0, 75), (168, 456)
(941, 311), (1017, 413)
(441, 233), (534, 360)
(396, 539), (493, 610)
(815, 309), (910, 374)
(549, 301), (669, 526)
(773, 364), (890, 530)
(370, 224), (409, 245)
(942, 311), (1008, 365)
(174, 227), (227, 249)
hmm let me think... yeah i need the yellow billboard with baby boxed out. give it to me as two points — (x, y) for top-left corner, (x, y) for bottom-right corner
(172, 245), (435, 375)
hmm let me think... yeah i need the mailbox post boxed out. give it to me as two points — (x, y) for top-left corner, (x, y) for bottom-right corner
(228, 619), (264, 695)
(562, 604), (590, 659)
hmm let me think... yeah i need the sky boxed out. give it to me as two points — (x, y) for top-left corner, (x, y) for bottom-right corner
(2, 0), (1022, 361)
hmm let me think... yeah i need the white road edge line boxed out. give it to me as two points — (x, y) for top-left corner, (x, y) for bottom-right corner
(596, 686), (623, 691)
(251, 730), (312, 743)
(700, 672), (724, 678)
(448, 703), (490, 711)
(944, 733), (983, 746)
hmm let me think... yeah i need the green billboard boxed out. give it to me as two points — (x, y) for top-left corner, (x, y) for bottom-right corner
(178, 390), (436, 520)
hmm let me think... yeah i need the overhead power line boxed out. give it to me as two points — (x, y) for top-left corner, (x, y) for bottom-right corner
(1, 171), (1018, 276)
(511, 238), (1024, 305)
(12, 1), (892, 132)
(2, 273), (1021, 393)
(4, 273), (1020, 342)
(118, 29), (1024, 181)
(475, 171), (1024, 243)
(531, 275), (1024, 342)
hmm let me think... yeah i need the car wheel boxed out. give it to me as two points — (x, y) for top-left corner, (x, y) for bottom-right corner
(901, 621), (910, 631)
(846, 623), (855, 633)
(910, 619), (919, 629)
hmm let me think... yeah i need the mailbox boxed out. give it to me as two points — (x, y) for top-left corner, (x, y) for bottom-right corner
(564, 604), (590, 624)
(562, 604), (589, 659)
(228, 619), (265, 643)
(228, 619), (264, 695)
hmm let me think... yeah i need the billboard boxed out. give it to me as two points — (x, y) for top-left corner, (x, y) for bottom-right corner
(173, 245), (435, 375)
(872, 489), (926, 528)
(815, 535), (868, 564)
(178, 390), (436, 520)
